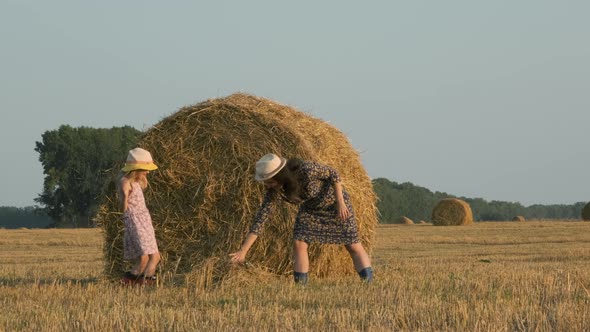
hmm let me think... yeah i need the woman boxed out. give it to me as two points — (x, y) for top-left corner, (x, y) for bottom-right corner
(229, 153), (373, 284)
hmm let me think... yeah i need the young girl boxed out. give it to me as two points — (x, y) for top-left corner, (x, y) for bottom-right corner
(118, 147), (160, 285)
(230, 153), (373, 284)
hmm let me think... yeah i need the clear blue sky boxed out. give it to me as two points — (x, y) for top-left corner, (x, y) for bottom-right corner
(1, 1), (589, 207)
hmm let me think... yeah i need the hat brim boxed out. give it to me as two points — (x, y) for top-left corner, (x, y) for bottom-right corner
(121, 163), (158, 172)
(255, 157), (287, 181)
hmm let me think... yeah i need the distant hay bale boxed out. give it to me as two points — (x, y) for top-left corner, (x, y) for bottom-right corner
(95, 93), (378, 283)
(431, 198), (473, 226)
(395, 216), (414, 225)
(418, 220), (428, 225)
(582, 202), (590, 221)
(512, 216), (526, 222)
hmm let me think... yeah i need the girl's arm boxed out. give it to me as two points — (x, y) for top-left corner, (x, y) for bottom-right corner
(119, 178), (131, 213)
(334, 182), (350, 220)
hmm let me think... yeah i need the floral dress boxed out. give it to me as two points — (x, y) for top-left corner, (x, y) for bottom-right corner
(123, 182), (159, 259)
(250, 161), (360, 245)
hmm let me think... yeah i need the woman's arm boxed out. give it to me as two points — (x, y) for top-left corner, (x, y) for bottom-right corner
(334, 182), (350, 220)
(306, 161), (341, 183)
(229, 233), (258, 263)
(305, 162), (349, 220)
(229, 190), (276, 263)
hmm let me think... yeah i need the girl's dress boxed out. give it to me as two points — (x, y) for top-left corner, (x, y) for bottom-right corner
(250, 161), (360, 245)
(123, 182), (159, 259)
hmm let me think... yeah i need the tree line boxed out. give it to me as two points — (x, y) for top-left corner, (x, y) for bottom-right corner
(0, 206), (53, 229)
(0, 126), (586, 228)
(373, 178), (586, 223)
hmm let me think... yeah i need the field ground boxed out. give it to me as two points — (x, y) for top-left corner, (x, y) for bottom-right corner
(1, 222), (589, 331)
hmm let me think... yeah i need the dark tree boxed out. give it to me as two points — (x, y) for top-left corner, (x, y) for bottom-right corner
(35, 125), (141, 227)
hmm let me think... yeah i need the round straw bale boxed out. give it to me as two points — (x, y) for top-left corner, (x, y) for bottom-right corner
(95, 93), (378, 282)
(582, 202), (590, 221)
(431, 198), (473, 226)
(395, 216), (414, 225)
(512, 216), (526, 222)
(418, 220), (428, 225)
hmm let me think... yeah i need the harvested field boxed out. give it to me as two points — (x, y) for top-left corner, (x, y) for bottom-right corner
(1, 222), (590, 331)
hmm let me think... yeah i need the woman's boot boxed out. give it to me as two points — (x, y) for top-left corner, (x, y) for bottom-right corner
(293, 271), (308, 285)
(358, 267), (373, 283)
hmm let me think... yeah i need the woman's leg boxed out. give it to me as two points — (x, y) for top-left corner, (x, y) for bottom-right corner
(143, 252), (161, 277)
(293, 240), (309, 272)
(293, 240), (309, 283)
(345, 242), (371, 270)
(131, 255), (149, 276)
(345, 242), (373, 282)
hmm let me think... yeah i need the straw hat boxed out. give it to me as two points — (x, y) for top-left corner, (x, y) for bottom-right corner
(255, 153), (287, 181)
(121, 148), (158, 172)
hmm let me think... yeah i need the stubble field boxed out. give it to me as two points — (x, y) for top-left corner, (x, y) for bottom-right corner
(1, 222), (589, 331)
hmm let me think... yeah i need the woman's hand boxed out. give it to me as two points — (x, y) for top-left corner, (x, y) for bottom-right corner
(229, 250), (247, 263)
(229, 233), (258, 264)
(333, 182), (350, 220)
(337, 201), (350, 220)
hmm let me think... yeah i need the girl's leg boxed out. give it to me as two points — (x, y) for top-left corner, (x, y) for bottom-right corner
(293, 240), (309, 284)
(345, 243), (373, 282)
(143, 252), (161, 277)
(131, 255), (149, 276)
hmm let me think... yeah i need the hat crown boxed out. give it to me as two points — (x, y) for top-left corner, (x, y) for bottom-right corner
(127, 148), (154, 164)
(255, 153), (286, 181)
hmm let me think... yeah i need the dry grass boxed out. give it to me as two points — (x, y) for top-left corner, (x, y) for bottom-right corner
(1, 222), (590, 331)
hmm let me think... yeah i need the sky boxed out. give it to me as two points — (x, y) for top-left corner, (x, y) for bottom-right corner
(1, 1), (589, 207)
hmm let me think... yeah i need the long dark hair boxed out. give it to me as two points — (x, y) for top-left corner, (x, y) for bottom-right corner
(272, 158), (303, 204)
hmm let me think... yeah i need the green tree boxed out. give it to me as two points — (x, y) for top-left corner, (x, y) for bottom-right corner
(372, 177), (584, 222)
(34, 125), (141, 227)
(372, 178), (453, 222)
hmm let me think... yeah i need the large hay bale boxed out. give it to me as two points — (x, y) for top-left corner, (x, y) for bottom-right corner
(582, 202), (590, 221)
(95, 93), (378, 282)
(512, 216), (526, 222)
(394, 216), (414, 225)
(431, 198), (473, 226)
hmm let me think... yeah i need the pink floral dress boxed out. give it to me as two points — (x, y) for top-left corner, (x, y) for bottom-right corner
(123, 182), (159, 260)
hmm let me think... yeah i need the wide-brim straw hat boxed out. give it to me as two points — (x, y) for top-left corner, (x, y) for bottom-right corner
(121, 147), (159, 172)
(255, 153), (286, 181)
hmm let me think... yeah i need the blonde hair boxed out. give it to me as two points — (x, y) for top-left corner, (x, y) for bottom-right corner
(121, 170), (149, 189)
